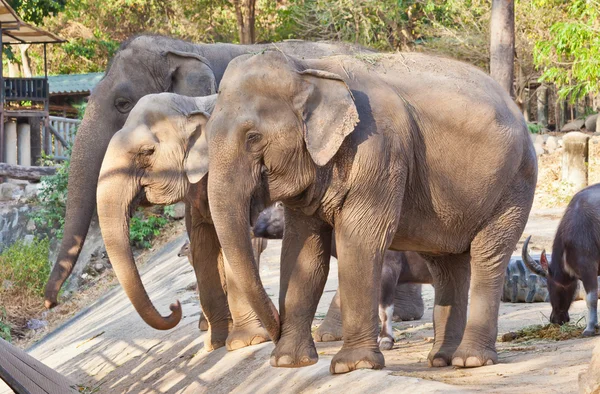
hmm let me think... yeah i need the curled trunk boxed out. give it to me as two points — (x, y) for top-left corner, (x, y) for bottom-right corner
(97, 150), (181, 330)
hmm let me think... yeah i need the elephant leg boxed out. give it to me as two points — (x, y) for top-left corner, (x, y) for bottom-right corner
(314, 289), (343, 342)
(189, 220), (232, 351)
(424, 253), (470, 367)
(378, 252), (403, 350)
(452, 196), (529, 368)
(223, 238), (270, 350)
(392, 283), (424, 322)
(185, 201), (210, 333)
(271, 209), (332, 368)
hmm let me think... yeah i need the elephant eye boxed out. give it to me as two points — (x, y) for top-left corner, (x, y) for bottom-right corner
(115, 97), (133, 113)
(140, 147), (155, 156)
(245, 131), (263, 151)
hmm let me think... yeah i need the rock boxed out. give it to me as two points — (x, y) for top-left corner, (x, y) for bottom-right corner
(26, 319), (47, 331)
(534, 134), (545, 145)
(2, 280), (13, 290)
(561, 119), (585, 132)
(22, 234), (34, 245)
(172, 201), (186, 219)
(579, 340), (600, 393)
(23, 183), (40, 200)
(0, 183), (19, 201)
(26, 219), (36, 232)
(545, 136), (558, 154)
(534, 143), (544, 157)
(94, 262), (105, 273)
(585, 114), (598, 132)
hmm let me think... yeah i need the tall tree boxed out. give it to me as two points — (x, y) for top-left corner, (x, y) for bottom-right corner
(489, 0), (515, 97)
(233, 0), (256, 44)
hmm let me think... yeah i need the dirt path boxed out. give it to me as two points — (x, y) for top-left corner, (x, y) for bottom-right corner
(1, 210), (596, 393)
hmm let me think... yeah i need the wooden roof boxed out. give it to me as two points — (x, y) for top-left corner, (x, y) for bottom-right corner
(0, 0), (64, 44)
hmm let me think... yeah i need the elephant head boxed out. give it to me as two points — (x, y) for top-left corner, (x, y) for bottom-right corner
(96, 93), (213, 330)
(44, 36), (218, 308)
(205, 51), (359, 341)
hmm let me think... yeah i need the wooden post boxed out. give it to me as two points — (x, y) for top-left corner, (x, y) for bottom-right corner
(537, 84), (548, 127)
(562, 131), (590, 192)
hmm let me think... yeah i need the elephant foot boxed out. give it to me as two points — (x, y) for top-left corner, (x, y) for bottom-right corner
(270, 336), (318, 368)
(392, 284), (425, 322)
(427, 342), (460, 367)
(198, 312), (209, 332)
(377, 334), (394, 351)
(451, 344), (497, 368)
(204, 325), (229, 352)
(226, 322), (270, 351)
(582, 328), (597, 337)
(330, 347), (384, 374)
(314, 315), (343, 342)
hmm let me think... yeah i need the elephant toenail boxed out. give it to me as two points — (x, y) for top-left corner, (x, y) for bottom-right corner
(270, 356), (277, 367)
(485, 359), (494, 365)
(277, 355), (294, 366)
(451, 357), (465, 367)
(332, 363), (351, 374)
(465, 357), (482, 367)
(431, 358), (448, 367)
(355, 361), (373, 370)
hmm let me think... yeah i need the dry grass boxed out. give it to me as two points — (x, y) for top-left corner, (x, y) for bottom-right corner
(501, 322), (584, 343)
(533, 149), (574, 209)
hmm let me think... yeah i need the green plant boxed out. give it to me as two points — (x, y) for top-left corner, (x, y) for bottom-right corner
(129, 209), (169, 249)
(29, 152), (70, 239)
(527, 123), (544, 134)
(0, 238), (50, 297)
(0, 307), (11, 342)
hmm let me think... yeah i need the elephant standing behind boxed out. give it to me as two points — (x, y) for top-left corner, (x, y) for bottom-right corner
(45, 35), (374, 352)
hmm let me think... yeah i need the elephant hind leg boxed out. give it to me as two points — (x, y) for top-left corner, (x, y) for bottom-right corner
(314, 290), (343, 342)
(378, 252), (403, 350)
(452, 186), (531, 368)
(424, 253), (470, 367)
(393, 283), (424, 322)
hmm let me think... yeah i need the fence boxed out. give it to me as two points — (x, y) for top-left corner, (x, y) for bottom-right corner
(1, 116), (78, 167)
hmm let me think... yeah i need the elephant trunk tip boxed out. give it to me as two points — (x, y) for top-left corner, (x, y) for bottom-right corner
(158, 300), (183, 330)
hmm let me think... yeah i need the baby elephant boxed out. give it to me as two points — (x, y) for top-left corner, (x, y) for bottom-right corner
(523, 184), (600, 336)
(254, 202), (433, 350)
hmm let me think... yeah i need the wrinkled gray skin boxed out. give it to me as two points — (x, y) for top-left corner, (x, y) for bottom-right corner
(523, 184), (600, 337)
(46, 35), (372, 351)
(254, 202), (432, 350)
(204, 52), (536, 373)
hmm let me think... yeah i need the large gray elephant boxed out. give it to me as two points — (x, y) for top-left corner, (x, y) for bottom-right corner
(43, 35), (374, 351)
(197, 52), (536, 373)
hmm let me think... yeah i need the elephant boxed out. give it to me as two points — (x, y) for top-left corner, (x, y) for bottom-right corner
(197, 51), (536, 373)
(253, 201), (432, 349)
(43, 34), (372, 351)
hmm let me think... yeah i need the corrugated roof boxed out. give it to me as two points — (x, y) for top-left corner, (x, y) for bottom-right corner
(0, 0), (64, 44)
(48, 72), (104, 95)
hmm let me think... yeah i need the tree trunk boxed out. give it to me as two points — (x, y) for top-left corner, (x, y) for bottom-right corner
(537, 84), (548, 127)
(233, 0), (256, 44)
(19, 44), (32, 78)
(489, 0), (515, 98)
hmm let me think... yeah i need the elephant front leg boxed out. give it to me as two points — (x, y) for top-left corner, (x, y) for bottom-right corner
(271, 209), (332, 368)
(222, 238), (271, 350)
(189, 221), (232, 351)
(314, 290), (343, 342)
(330, 228), (390, 374)
(424, 253), (470, 367)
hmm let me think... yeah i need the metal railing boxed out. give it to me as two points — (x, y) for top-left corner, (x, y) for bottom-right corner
(4, 77), (48, 101)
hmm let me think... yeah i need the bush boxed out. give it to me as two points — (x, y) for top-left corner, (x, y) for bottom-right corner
(129, 208), (171, 249)
(30, 157), (70, 239)
(0, 307), (11, 342)
(0, 238), (51, 297)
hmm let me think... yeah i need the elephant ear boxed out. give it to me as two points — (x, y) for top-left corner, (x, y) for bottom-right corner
(184, 111), (210, 184)
(295, 69), (359, 166)
(164, 50), (217, 97)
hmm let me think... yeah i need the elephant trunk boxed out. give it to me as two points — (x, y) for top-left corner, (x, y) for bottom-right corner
(97, 143), (181, 330)
(208, 160), (280, 342)
(44, 101), (114, 308)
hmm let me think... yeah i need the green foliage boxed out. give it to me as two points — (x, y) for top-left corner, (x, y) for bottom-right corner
(527, 123), (544, 134)
(0, 308), (11, 342)
(129, 209), (169, 249)
(30, 152), (70, 239)
(534, 0), (600, 102)
(6, 0), (66, 25)
(0, 238), (51, 297)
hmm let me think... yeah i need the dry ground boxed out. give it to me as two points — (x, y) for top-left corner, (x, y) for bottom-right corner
(1, 208), (597, 393)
